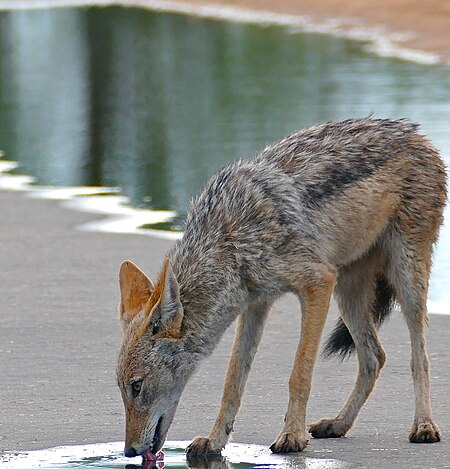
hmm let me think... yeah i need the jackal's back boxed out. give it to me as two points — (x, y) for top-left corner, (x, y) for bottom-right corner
(174, 118), (446, 295)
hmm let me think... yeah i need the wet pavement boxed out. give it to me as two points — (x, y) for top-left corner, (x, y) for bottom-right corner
(0, 190), (449, 467)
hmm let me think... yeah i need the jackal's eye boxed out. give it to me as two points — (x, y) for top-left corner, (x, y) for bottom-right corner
(131, 379), (143, 398)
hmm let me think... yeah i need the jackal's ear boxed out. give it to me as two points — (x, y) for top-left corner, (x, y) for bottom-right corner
(144, 258), (183, 338)
(119, 260), (154, 331)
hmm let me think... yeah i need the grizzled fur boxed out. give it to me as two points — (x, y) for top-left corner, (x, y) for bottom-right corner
(117, 118), (446, 459)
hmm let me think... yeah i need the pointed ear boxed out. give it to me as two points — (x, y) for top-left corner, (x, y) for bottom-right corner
(144, 258), (183, 338)
(119, 260), (154, 331)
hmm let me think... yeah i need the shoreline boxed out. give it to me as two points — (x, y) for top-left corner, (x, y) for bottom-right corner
(0, 0), (447, 65)
(186, 0), (450, 63)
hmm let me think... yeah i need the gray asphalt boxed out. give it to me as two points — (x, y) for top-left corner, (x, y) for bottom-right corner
(0, 190), (449, 468)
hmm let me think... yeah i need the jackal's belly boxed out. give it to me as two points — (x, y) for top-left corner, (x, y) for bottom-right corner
(315, 189), (399, 267)
(327, 235), (381, 267)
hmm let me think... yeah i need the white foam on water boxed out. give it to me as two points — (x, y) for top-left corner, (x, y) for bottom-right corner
(0, 156), (181, 240)
(0, 0), (443, 66)
(0, 159), (35, 190)
(0, 440), (350, 468)
(61, 195), (181, 240)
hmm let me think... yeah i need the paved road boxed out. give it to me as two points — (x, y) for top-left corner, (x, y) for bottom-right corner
(0, 190), (449, 467)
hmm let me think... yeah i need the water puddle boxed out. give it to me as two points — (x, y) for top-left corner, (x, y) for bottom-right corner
(1, 441), (349, 469)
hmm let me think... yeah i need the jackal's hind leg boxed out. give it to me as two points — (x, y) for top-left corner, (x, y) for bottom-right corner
(186, 301), (272, 457)
(384, 232), (441, 444)
(270, 265), (335, 453)
(310, 252), (386, 439)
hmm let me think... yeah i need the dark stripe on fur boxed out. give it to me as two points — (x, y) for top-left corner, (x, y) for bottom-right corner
(322, 275), (395, 360)
(304, 156), (387, 204)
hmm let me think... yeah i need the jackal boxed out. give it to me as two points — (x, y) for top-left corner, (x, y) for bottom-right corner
(116, 118), (446, 459)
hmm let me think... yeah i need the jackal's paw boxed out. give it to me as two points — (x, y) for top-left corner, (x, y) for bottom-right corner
(309, 418), (349, 439)
(269, 431), (309, 453)
(409, 421), (441, 443)
(186, 437), (223, 457)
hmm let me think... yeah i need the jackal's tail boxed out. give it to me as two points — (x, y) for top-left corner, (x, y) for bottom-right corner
(322, 275), (395, 360)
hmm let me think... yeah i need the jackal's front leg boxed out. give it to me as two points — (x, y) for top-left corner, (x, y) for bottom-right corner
(186, 302), (272, 457)
(270, 267), (335, 453)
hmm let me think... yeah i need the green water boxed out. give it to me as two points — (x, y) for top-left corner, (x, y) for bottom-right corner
(0, 6), (450, 308)
(1, 6), (450, 213)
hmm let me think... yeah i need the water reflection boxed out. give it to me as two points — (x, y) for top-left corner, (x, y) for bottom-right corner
(0, 6), (450, 308)
(124, 457), (231, 469)
(2, 6), (450, 214)
(124, 460), (233, 469)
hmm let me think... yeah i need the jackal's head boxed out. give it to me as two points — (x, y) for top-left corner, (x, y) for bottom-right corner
(117, 259), (191, 458)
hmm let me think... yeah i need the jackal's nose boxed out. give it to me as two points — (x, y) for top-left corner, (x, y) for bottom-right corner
(124, 446), (137, 458)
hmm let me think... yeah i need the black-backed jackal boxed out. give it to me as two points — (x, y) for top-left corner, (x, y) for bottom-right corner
(117, 118), (446, 459)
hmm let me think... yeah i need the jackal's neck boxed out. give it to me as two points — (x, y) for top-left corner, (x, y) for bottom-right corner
(169, 240), (247, 358)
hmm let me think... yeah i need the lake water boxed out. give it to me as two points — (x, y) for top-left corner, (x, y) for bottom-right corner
(0, 5), (449, 312)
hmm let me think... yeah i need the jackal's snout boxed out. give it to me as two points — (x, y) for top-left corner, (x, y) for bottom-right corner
(123, 407), (174, 459)
(124, 446), (137, 458)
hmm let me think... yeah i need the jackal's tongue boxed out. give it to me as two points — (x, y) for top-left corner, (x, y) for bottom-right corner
(142, 449), (164, 461)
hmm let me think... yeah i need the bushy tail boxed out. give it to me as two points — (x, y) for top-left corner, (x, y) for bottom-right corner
(322, 275), (395, 360)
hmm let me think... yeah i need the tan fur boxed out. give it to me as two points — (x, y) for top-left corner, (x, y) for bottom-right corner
(119, 260), (154, 328)
(124, 405), (151, 452)
(269, 267), (336, 452)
